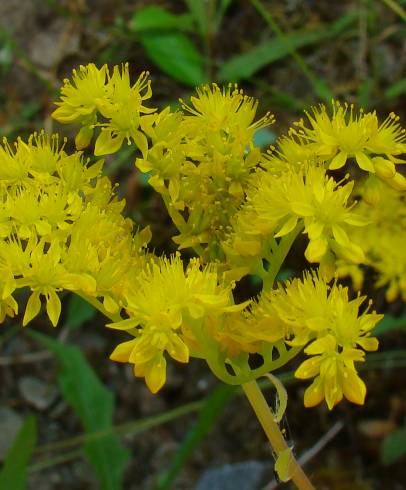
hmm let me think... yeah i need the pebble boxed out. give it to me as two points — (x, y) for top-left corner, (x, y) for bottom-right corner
(194, 460), (270, 490)
(18, 376), (58, 411)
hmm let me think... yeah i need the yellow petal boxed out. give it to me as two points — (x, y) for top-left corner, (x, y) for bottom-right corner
(304, 237), (328, 263)
(387, 172), (406, 191)
(305, 335), (336, 355)
(274, 216), (298, 238)
(373, 157), (396, 179)
(132, 130), (148, 158)
(342, 368), (366, 405)
(329, 151), (347, 170)
(46, 290), (61, 327)
(303, 378), (324, 407)
(94, 130), (124, 156)
(325, 377), (342, 410)
(23, 291), (42, 326)
(332, 224), (349, 247)
(110, 339), (136, 362)
(103, 295), (119, 313)
(168, 334), (189, 363)
(145, 355), (167, 393)
(355, 152), (375, 172)
(357, 337), (379, 351)
(295, 356), (321, 379)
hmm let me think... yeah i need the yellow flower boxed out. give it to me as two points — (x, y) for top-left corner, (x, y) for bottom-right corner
(0, 137), (32, 185)
(226, 165), (368, 267)
(337, 184), (406, 302)
(94, 64), (155, 156)
(108, 255), (243, 392)
(181, 83), (274, 144)
(52, 63), (156, 154)
(52, 64), (109, 124)
(292, 101), (405, 187)
(296, 336), (368, 409)
(21, 240), (94, 327)
(134, 84), (273, 260)
(257, 272), (381, 408)
(0, 131), (143, 330)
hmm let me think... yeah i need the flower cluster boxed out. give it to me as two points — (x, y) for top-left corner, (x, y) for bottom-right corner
(223, 165), (368, 278)
(0, 131), (150, 327)
(250, 273), (381, 409)
(107, 255), (245, 392)
(135, 83), (274, 260)
(336, 183), (406, 302)
(1, 62), (399, 411)
(52, 63), (155, 156)
(288, 101), (406, 187)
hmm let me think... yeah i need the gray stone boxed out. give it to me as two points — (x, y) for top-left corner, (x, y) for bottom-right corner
(19, 376), (58, 410)
(194, 460), (269, 490)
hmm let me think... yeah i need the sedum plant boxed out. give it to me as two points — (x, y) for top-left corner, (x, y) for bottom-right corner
(1, 62), (405, 489)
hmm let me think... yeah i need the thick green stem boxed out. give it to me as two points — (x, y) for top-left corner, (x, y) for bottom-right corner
(242, 380), (315, 490)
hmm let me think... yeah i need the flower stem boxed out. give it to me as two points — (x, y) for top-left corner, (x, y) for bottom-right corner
(263, 223), (303, 290)
(76, 292), (122, 323)
(241, 380), (315, 490)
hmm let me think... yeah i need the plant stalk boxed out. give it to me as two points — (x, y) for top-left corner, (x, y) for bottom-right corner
(242, 380), (315, 490)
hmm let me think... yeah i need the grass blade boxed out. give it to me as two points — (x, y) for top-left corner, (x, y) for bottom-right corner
(219, 10), (356, 83)
(154, 384), (235, 490)
(0, 416), (37, 490)
(29, 331), (130, 490)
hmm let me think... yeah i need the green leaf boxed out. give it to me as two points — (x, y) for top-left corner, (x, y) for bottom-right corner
(130, 6), (193, 32)
(154, 384), (235, 490)
(381, 427), (406, 465)
(0, 416), (37, 490)
(129, 6), (206, 86)
(29, 331), (130, 490)
(66, 294), (97, 330)
(385, 79), (406, 99)
(139, 30), (206, 86)
(373, 314), (406, 336)
(218, 13), (356, 82)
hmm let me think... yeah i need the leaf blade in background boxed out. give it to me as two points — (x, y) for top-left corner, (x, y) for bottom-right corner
(140, 31), (206, 86)
(385, 79), (406, 99)
(29, 331), (130, 490)
(130, 6), (193, 32)
(381, 427), (406, 465)
(373, 313), (406, 336)
(130, 6), (206, 87)
(154, 384), (235, 490)
(218, 13), (357, 82)
(0, 416), (37, 490)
